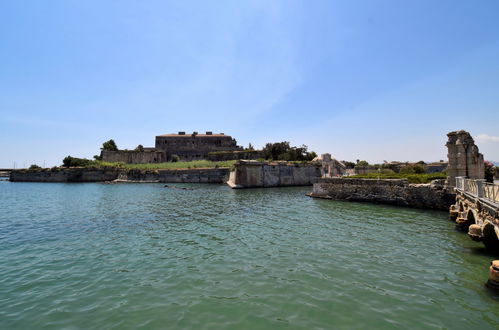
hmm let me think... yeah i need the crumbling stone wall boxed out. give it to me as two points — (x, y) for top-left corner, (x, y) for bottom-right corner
(310, 178), (455, 210)
(10, 168), (121, 182)
(101, 150), (166, 164)
(155, 132), (242, 161)
(313, 153), (346, 177)
(227, 160), (321, 188)
(446, 130), (484, 187)
(10, 168), (229, 183)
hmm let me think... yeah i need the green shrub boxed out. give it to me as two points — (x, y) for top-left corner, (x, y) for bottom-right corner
(62, 156), (94, 167)
(28, 164), (42, 170)
(262, 141), (316, 161)
(101, 139), (118, 151)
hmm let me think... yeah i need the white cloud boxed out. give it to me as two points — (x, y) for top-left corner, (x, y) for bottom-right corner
(476, 134), (499, 143)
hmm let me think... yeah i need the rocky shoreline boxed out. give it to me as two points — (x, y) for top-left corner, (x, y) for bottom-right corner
(309, 177), (456, 210)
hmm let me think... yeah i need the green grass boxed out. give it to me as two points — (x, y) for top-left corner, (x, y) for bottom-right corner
(23, 160), (237, 171)
(119, 160), (237, 170)
(346, 172), (447, 184)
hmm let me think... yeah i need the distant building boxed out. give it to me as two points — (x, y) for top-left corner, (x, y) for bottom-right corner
(425, 162), (448, 173)
(101, 131), (243, 163)
(155, 131), (242, 161)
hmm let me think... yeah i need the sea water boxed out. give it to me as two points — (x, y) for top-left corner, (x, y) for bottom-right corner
(1, 182), (498, 329)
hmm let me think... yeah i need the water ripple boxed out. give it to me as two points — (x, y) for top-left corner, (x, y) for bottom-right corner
(1, 182), (499, 329)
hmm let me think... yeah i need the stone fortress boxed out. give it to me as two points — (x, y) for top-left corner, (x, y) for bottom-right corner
(155, 131), (242, 161)
(101, 131), (243, 163)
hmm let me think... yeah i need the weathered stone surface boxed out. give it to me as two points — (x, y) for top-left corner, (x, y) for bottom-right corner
(10, 168), (229, 183)
(227, 161), (321, 188)
(101, 150), (166, 164)
(310, 178), (455, 210)
(312, 153), (346, 177)
(155, 132), (242, 161)
(451, 186), (499, 251)
(10, 168), (120, 182)
(446, 130), (484, 188)
(487, 260), (499, 290)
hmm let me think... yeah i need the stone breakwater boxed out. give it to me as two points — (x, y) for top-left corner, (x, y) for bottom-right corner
(309, 178), (455, 210)
(9, 168), (230, 183)
(227, 160), (321, 188)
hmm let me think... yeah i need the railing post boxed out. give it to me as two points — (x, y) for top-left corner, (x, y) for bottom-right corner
(476, 179), (485, 198)
(457, 176), (467, 191)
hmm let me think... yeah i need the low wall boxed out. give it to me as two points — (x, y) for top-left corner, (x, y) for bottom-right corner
(227, 161), (321, 188)
(10, 168), (230, 183)
(310, 178), (455, 210)
(119, 168), (229, 183)
(10, 168), (120, 182)
(101, 150), (166, 164)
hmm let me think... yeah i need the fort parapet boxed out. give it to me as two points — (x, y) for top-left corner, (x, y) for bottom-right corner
(227, 160), (321, 188)
(101, 150), (166, 164)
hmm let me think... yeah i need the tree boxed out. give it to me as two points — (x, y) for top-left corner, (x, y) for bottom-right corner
(62, 156), (93, 167)
(261, 142), (317, 161)
(135, 144), (144, 152)
(484, 161), (496, 183)
(248, 143), (254, 151)
(343, 161), (356, 169)
(29, 164), (41, 170)
(262, 141), (291, 160)
(356, 160), (369, 167)
(413, 164), (426, 174)
(101, 139), (118, 151)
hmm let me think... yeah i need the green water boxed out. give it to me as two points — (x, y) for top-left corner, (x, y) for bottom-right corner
(1, 182), (498, 329)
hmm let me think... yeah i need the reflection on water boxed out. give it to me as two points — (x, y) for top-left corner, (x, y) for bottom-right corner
(0, 182), (498, 329)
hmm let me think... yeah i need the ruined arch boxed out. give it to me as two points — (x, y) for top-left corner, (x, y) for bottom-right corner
(458, 202), (464, 212)
(466, 209), (476, 225)
(482, 222), (499, 253)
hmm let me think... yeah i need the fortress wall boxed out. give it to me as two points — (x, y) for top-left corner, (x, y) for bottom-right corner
(310, 178), (455, 210)
(155, 134), (242, 161)
(10, 168), (230, 183)
(10, 168), (120, 182)
(101, 150), (166, 164)
(122, 168), (230, 183)
(227, 161), (321, 188)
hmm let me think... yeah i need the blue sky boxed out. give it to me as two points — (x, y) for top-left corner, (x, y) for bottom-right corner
(1, 0), (498, 167)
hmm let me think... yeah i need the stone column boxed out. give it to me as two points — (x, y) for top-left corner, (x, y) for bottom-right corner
(446, 130), (485, 188)
(476, 179), (485, 198)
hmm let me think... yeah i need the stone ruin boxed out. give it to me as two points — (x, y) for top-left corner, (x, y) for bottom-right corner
(446, 130), (484, 188)
(313, 153), (346, 177)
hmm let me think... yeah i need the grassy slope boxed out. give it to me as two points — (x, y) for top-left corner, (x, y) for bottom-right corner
(346, 172), (447, 184)
(113, 160), (236, 170)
